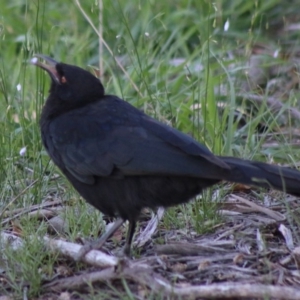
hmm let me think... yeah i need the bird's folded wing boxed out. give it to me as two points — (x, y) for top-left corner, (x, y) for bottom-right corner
(47, 106), (228, 185)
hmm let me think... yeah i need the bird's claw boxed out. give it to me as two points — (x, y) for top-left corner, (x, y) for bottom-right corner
(75, 243), (94, 261)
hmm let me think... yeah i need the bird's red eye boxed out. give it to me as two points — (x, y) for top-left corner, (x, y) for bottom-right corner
(61, 76), (67, 84)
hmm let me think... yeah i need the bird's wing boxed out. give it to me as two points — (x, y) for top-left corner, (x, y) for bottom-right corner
(46, 98), (228, 185)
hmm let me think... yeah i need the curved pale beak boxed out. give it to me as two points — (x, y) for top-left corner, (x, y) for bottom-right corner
(31, 54), (60, 83)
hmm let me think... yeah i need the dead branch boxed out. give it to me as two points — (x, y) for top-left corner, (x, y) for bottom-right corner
(44, 264), (300, 300)
(43, 236), (118, 268)
(156, 242), (229, 256)
(0, 232), (118, 268)
(1, 199), (64, 225)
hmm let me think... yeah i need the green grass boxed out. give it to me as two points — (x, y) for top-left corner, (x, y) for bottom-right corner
(1, 0), (300, 298)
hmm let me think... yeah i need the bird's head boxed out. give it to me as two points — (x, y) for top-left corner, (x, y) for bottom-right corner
(31, 55), (105, 107)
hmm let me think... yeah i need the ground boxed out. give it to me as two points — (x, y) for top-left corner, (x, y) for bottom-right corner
(1, 1), (300, 299)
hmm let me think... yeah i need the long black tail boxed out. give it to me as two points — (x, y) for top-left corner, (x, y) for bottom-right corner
(218, 156), (300, 196)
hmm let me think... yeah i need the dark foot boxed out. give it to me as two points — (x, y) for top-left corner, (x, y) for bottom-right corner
(123, 244), (132, 257)
(75, 242), (94, 261)
(74, 218), (125, 261)
(113, 245), (132, 259)
(75, 239), (108, 261)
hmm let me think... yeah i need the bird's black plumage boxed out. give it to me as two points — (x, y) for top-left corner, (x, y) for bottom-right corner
(33, 55), (300, 256)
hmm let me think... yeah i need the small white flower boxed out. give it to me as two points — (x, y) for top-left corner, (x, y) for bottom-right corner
(116, 35), (121, 39)
(31, 57), (38, 64)
(145, 32), (149, 37)
(273, 49), (280, 58)
(224, 19), (230, 32)
(16, 84), (22, 91)
(20, 146), (27, 156)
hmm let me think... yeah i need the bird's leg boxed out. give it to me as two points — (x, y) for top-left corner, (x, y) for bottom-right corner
(123, 220), (136, 257)
(75, 217), (125, 261)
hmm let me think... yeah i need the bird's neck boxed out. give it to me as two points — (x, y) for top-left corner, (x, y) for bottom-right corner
(40, 95), (96, 122)
(40, 96), (66, 122)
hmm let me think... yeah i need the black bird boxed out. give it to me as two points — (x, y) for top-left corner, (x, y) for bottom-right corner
(32, 55), (300, 257)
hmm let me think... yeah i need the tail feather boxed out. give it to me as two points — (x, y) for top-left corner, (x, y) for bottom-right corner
(218, 156), (300, 196)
